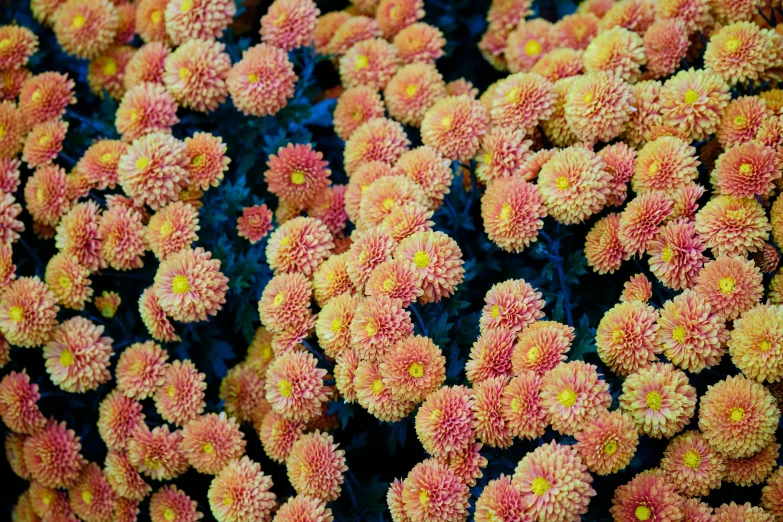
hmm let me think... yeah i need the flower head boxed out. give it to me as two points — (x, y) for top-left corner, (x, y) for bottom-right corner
(729, 303), (783, 383)
(287, 431), (347, 502)
(87, 44), (135, 101)
(128, 424), (188, 480)
(344, 117), (410, 175)
(53, 0), (118, 59)
(393, 146), (451, 209)
(0, 371), (46, 434)
(260, 0), (318, 51)
(474, 475), (529, 522)
(154, 360), (207, 426)
(22, 119), (67, 168)
(725, 441), (779, 486)
(164, 0), (235, 45)
(618, 191), (673, 258)
(714, 502), (775, 522)
(0, 276), (58, 348)
(97, 390), (145, 452)
(0, 102), (24, 160)
(139, 287), (180, 343)
(149, 485), (201, 522)
(328, 16), (381, 56)
(481, 176), (546, 253)
(610, 471), (683, 522)
(472, 377), (513, 448)
(648, 218), (707, 290)
(505, 19), (557, 73)
(340, 38), (400, 91)
(227, 43), (296, 117)
(705, 22), (774, 85)
(575, 409), (638, 475)
(585, 213), (625, 274)
(540, 360), (611, 435)
(43, 317), (112, 393)
(333, 86), (385, 141)
(124, 41), (169, 90)
(118, 132), (189, 210)
(421, 95), (489, 162)
(76, 139), (126, 190)
(265, 350), (329, 422)
(23, 419), (85, 488)
(512, 321), (574, 376)
(481, 280), (542, 340)
(267, 217), (334, 276)
(643, 19), (690, 79)
(208, 457), (275, 522)
(44, 252), (92, 310)
(180, 412), (245, 475)
(236, 204), (272, 245)
(633, 136), (699, 194)
(25, 164), (70, 227)
(99, 204), (147, 271)
(415, 385), (475, 457)
(661, 430), (726, 497)
(583, 26), (646, 82)
(265, 143), (330, 209)
(258, 272), (313, 334)
(694, 255), (763, 321)
(490, 73), (555, 133)
(564, 71), (633, 143)
(219, 363), (268, 424)
(715, 142), (780, 199)
(401, 459), (469, 522)
(116, 82), (178, 143)
(0, 25), (37, 70)
(365, 259), (424, 306)
(660, 68), (730, 141)
(476, 126), (533, 184)
(466, 329), (515, 385)
(69, 462), (117, 522)
(163, 38), (230, 113)
(392, 22), (445, 64)
(116, 341), (169, 400)
(274, 495), (333, 522)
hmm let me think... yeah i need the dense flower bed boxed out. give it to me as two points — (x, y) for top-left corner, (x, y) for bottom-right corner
(3, 0), (783, 520)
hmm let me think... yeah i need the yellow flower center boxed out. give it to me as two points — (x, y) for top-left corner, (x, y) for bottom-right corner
(166, 385), (176, 397)
(352, 110), (363, 121)
(171, 275), (191, 294)
(223, 494), (232, 506)
(330, 318), (343, 334)
(408, 362), (424, 377)
(557, 388), (578, 408)
(761, 340), (772, 352)
(646, 391), (663, 411)
(280, 236), (290, 246)
(290, 170), (306, 185)
(413, 250), (430, 268)
(180, 0), (192, 11)
(382, 197), (396, 210)
(734, 115), (747, 127)
(365, 320), (378, 337)
(484, 152), (492, 165)
(582, 91), (594, 104)
(274, 11), (288, 26)
(145, 456), (161, 469)
(60, 349), (74, 367)
(525, 39), (542, 56)
(160, 222), (173, 236)
(419, 489), (430, 505)
(603, 440), (617, 455)
(31, 89), (42, 103)
(39, 135), (51, 146)
(611, 329), (625, 344)
(739, 163), (752, 175)
(164, 508), (176, 521)
(527, 345), (540, 363)
(354, 54), (369, 70)
(0, 39), (10, 50)
(202, 442), (214, 454)
(490, 304), (500, 318)
(510, 397), (521, 412)
(371, 379), (383, 395)
(103, 58), (117, 76)
(150, 10), (162, 24)
(672, 326), (686, 344)
(499, 203), (512, 220)
(719, 276), (736, 295)
(100, 152), (114, 164)
(382, 278), (396, 292)
(261, 345), (273, 360)
(0, 125), (5, 137)
(635, 505), (651, 521)
(531, 477), (550, 496)
(42, 490), (54, 506)
(278, 378), (292, 397)
(58, 275), (71, 289)
(684, 89), (699, 104)
(406, 84), (418, 97)
(661, 245), (674, 263)
(8, 305), (22, 322)
(555, 176), (569, 190)
(725, 37), (741, 52)
(273, 292), (285, 307)
(440, 114), (453, 128)
(505, 87), (520, 103)
(191, 154), (205, 167)
(36, 186), (45, 203)
(81, 490), (92, 505)
(246, 72), (260, 84)
(729, 407), (745, 422)
(178, 67), (190, 80)
(683, 449), (701, 469)
(136, 157), (150, 170)
(71, 15), (86, 29)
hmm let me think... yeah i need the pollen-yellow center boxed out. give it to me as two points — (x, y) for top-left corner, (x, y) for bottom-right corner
(635, 505), (651, 521)
(164, 508), (176, 521)
(505, 87), (520, 103)
(382, 197), (396, 210)
(0, 39), (10, 50)
(365, 320), (378, 337)
(81, 490), (92, 505)
(354, 54), (369, 70)
(684, 89), (699, 104)
(191, 154), (205, 167)
(419, 489), (430, 505)
(171, 275), (190, 294)
(0, 125), (5, 137)
(719, 276), (736, 294)
(330, 318), (343, 334)
(180, 0), (192, 11)
(160, 222), (173, 236)
(408, 362), (424, 377)
(499, 203), (512, 220)
(683, 449), (702, 469)
(58, 275), (71, 289)
(278, 378), (292, 397)
(406, 84), (418, 96)
(490, 304), (500, 318)
(60, 349), (74, 367)
(413, 250), (430, 268)
(71, 15), (86, 29)
(274, 11), (288, 26)
(531, 477), (550, 496)
(734, 115), (747, 126)
(290, 170), (306, 185)
(672, 326), (686, 344)
(150, 10), (162, 23)
(603, 440), (618, 455)
(166, 385), (176, 397)
(202, 442), (214, 454)
(484, 152), (492, 165)
(527, 345), (541, 363)
(739, 163), (752, 175)
(38, 134), (51, 146)
(42, 490), (54, 506)
(223, 495), (232, 506)
(582, 92), (594, 104)
(371, 379), (383, 395)
(510, 397), (521, 412)
(611, 329), (625, 343)
(440, 115), (453, 128)
(726, 37), (741, 52)
(761, 340), (772, 352)
(136, 156), (150, 170)
(273, 292), (285, 307)
(382, 278), (396, 292)
(661, 245), (674, 263)
(557, 388), (578, 408)
(246, 72), (259, 84)
(525, 39), (542, 56)
(8, 305), (22, 322)
(646, 391), (663, 411)
(103, 58), (117, 76)
(729, 407), (745, 422)
(179, 67), (190, 80)
(31, 89), (42, 103)
(555, 176), (569, 190)
(36, 186), (45, 203)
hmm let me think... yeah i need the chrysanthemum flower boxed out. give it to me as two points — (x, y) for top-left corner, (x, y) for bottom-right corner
(668, 181), (707, 222)
(599, 0), (655, 31)
(339, 38), (400, 91)
(648, 218), (706, 290)
(474, 474), (528, 522)
(118, 132), (189, 210)
(344, 117), (410, 175)
(695, 196), (769, 257)
(465, 329), (515, 385)
(623, 79), (662, 148)
(115, 82), (178, 143)
(643, 19), (689, 79)
(513, 441), (594, 522)
(0, 276), (59, 348)
(479, 280), (543, 337)
(656, 0), (711, 32)
(420, 95), (489, 162)
(43, 316), (112, 393)
(19, 71), (75, 127)
(393, 146), (451, 210)
(68, 462), (117, 522)
(29, 481), (76, 520)
(286, 431), (346, 502)
(116, 341), (169, 400)
(0, 157), (20, 193)
(705, 22), (774, 85)
(24, 164), (70, 227)
(699, 375), (780, 458)
(0, 67), (30, 102)
(307, 185), (348, 237)
(0, 101), (24, 159)
(540, 76), (579, 148)
(276, 495), (334, 522)
(489, 73), (555, 134)
(576, 408), (638, 476)
(208, 457), (275, 522)
(11, 490), (37, 522)
(583, 26), (646, 83)
(618, 191), (673, 258)
(358, 175), (427, 230)
(311, 254), (354, 306)
(695, 255), (763, 322)
(44, 252), (91, 311)
(0, 25), (37, 70)
(314, 294), (357, 362)
(153, 360), (207, 426)
(632, 136), (699, 194)
(258, 272), (312, 334)
(392, 22), (446, 64)
(714, 502), (775, 522)
(164, 0), (235, 45)
(478, 24), (510, 71)
(259, 0), (317, 52)
(512, 321), (574, 377)
(610, 471), (682, 522)
(97, 391), (145, 453)
(135, 0), (170, 43)
(128, 424), (188, 480)
(584, 213), (624, 274)
(5, 433), (29, 479)
(437, 441), (487, 487)
(219, 363), (268, 424)
(715, 142), (780, 198)
(763, 467), (783, 517)
(22, 119), (67, 168)
(179, 413), (245, 475)
(620, 362), (697, 438)
(244, 327), (275, 378)
(387, 478), (408, 522)
(138, 286), (180, 343)
(266, 216), (334, 276)
(379, 203), (433, 244)
(147, 203), (198, 261)
(333, 87), (385, 143)
(729, 303), (783, 383)
(0, 371), (45, 434)
(539, 145), (611, 225)
(75, 139), (126, 190)
(0, 193), (23, 247)
(660, 68), (731, 141)
(23, 419), (85, 487)
(313, 11), (351, 54)
(114, 498), (140, 522)
(531, 48), (584, 84)
(497, 372), (545, 441)
(124, 42), (169, 90)
(564, 70), (633, 143)
(351, 295), (412, 361)
(265, 350), (328, 422)
(149, 485), (201, 522)
(265, 143), (330, 210)
(375, 336), (443, 405)
(153, 247), (228, 323)
(364, 259), (422, 305)
(415, 385), (475, 457)
(401, 459), (469, 522)
(394, 230), (464, 304)
(235, 204), (272, 245)
(331, 348), (360, 404)
(384, 64), (446, 129)
(99, 205), (147, 271)
(540, 360), (611, 435)
(0, 245), (14, 292)
(718, 96), (769, 149)
(163, 38), (230, 113)
(470, 377), (511, 448)
(680, 498), (714, 522)
(476, 126), (532, 184)
(346, 165), (393, 226)
(256, 409), (303, 464)
(52, 0), (118, 60)
(660, 430), (726, 497)
(505, 19), (556, 73)
(724, 441), (779, 486)
(87, 45), (135, 101)
(327, 16), (381, 56)
(376, 0), (423, 38)
(113, 3), (136, 45)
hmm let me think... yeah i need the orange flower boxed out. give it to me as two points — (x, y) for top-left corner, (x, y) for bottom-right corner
(0, 276), (59, 348)
(116, 82), (179, 142)
(99, 204), (147, 271)
(512, 321), (573, 375)
(384, 63), (446, 127)
(52, 0), (119, 60)
(287, 431), (347, 502)
(505, 19), (556, 73)
(22, 119), (67, 168)
(643, 19), (689, 79)
(344, 117), (410, 175)
(163, 38), (230, 113)
(43, 317), (112, 393)
(694, 196), (770, 257)
(377, 0), (424, 38)
(266, 216), (334, 276)
(333, 86), (385, 141)
(165, 0), (235, 45)
(19, 71), (76, 127)
(660, 68), (730, 141)
(490, 72), (555, 133)
(208, 457), (275, 522)
(328, 16), (381, 56)
(339, 38), (400, 91)
(393, 230), (464, 304)
(265, 350), (329, 422)
(540, 360), (611, 435)
(575, 409), (638, 475)
(714, 141), (780, 198)
(632, 136), (699, 194)
(564, 71), (633, 143)
(585, 213), (625, 274)
(124, 41), (169, 90)
(260, 0), (318, 51)
(718, 96), (770, 148)
(87, 45), (135, 100)
(265, 143), (330, 209)
(705, 21), (775, 85)
(392, 22), (445, 64)
(583, 26), (646, 83)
